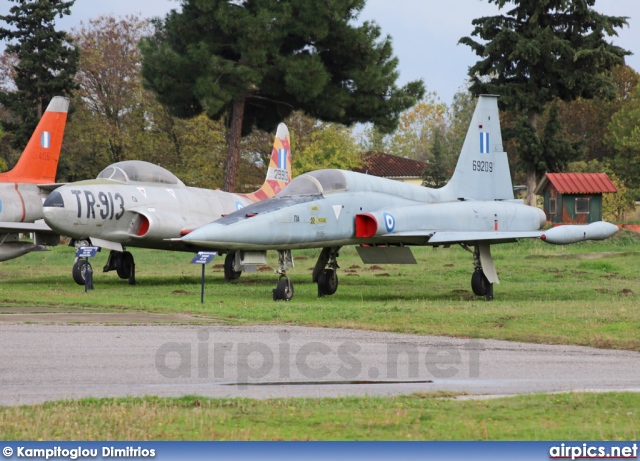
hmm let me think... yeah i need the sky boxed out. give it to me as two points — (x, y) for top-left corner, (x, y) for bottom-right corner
(1, 0), (640, 104)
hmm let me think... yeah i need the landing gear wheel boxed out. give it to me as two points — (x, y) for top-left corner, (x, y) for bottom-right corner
(116, 251), (134, 280)
(273, 277), (294, 301)
(471, 270), (489, 296)
(317, 269), (338, 297)
(224, 252), (242, 282)
(72, 259), (92, 286)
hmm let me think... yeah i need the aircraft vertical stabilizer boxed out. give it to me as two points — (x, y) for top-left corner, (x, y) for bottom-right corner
(241, 123), (292, 202)
(441, 95), (514, 201)
(0, 96), (70, 184)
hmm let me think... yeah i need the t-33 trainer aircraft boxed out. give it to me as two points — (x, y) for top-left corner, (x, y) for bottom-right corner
(0, 96), (69, 261)
(43, 123), (292, 285)
(182, 95), (618, 301)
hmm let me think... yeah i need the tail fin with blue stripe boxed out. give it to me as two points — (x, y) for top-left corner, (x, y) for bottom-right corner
(440, 95), (514, 201)
(241, 123), (292, 202)
(0, 96), (69, 184)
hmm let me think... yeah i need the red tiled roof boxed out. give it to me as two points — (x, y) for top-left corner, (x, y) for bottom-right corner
(535, 173), (617, 194)
(354, 151), (427, 178)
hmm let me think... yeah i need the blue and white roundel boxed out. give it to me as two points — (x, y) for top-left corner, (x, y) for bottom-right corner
(383, 212), (395, 232)
(235, 201), (245, 210)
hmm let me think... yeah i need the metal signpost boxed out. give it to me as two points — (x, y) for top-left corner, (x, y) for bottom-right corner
(75, 246), (99, 292)
(190, 251), (217, 303)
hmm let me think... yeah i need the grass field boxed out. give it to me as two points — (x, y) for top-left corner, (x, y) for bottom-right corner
(1, 392), (638, 440)
(1, 231), (639, 440)
(1, 230), (639, 350)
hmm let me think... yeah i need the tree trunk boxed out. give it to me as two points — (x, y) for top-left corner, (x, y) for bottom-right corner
(223, 95), (246, 193)
(525, 112), (538, 207)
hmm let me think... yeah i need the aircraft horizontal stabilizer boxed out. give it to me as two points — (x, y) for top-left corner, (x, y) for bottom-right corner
(36, 183), (68, 192)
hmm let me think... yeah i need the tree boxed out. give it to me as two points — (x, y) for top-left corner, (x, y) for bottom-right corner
(388, 92), (447, 162)
(0, 0), (78, 148)
(605, 82), (640, 196)
(293, 121), (362, 175)
(422, 128), (450, 188)
(71, 15), (153, 164)
(460, 0), (629, 206)
(504, 102), (583, 184)
(446, 89), (476, 158)
(602, 174), (635, 222)
(557, 66), (639, 164)
(140, 0), (424, 192)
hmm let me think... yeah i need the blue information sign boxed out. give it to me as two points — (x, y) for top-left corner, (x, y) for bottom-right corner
(75, 246), (99, 258)
(190, 251), (217, 264)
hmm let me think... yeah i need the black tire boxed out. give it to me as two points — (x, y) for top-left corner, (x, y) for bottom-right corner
(471, 270), (489, 296)
(116, 251), (134, 279)
(224, 252), (242, 281)
(72, 259), (92, 286)
(317, 269), (338, 297)
(274, 278), (294, 301)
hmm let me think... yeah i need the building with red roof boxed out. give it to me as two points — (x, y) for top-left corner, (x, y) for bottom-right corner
(354, 151), (428, 186)
(534, 173), (617, 224)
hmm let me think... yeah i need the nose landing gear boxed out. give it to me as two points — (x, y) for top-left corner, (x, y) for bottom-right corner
(272, 250), (295, 301)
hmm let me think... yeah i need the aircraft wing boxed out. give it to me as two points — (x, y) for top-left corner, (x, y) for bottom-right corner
(382, 230), (544, 245)
(0, 220), (58, 234)
(37, 183), (67, 192)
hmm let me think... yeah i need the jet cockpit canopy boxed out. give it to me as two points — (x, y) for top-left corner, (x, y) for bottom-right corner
(97, 161), (184, 186)
(278, 169), (347, 197)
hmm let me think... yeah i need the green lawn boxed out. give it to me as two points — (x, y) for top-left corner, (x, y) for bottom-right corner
(1, 392), (638, 440)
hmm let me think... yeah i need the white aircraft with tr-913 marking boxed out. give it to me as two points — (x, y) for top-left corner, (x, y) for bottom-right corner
(42, 124), (292, 285)
(181, 95), (619, 301)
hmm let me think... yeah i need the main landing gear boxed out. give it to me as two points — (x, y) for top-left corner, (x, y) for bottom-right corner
(272, 250), (294, 301)
(71, 243), (136, 286)
(313, 247), (340, 297)
(103, 250), (136, 285)
(224, 251), (242, 282)
(462, 243), (496, 301)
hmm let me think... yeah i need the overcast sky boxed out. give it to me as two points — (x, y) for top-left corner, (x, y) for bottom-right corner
(1, 0), (639, 104)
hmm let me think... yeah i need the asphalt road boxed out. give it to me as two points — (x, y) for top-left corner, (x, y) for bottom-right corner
(2, 323), (640, 405)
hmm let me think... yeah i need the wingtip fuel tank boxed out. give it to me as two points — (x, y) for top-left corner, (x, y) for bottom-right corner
(540, 221), (619, 245)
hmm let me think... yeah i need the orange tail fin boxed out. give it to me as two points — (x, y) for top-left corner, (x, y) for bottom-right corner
(241, 123), (291, 202)
(0, 96), (70, 184)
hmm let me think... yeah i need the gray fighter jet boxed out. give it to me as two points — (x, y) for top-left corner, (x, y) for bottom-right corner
(43, 123), (292, 285)
(0, 96), (69, 261)
(181, 95), (618, 301)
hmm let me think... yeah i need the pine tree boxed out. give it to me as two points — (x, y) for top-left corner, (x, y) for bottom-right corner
(460, 0), (629, 205)
(0, 0), (78, 149)
(422, 128), (449, 188)
(140, 0), (424, 192)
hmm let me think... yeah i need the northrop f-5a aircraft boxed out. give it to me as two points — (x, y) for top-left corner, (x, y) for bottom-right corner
(182, 95), (618, 301)
(0, 96), (69, 261)
(43, 124), (292, 285)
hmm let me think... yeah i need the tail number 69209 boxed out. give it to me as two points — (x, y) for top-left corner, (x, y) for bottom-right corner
(472, 160), (493, 173)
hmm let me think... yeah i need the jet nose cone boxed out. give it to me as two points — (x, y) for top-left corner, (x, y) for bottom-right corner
(182, 221), (256, 250)
(43, 190), (71, 232)
(181, 225), (219, 244)
(43, 190), (65, 209)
